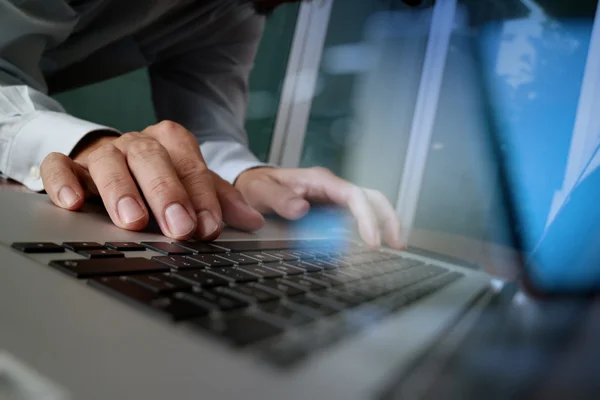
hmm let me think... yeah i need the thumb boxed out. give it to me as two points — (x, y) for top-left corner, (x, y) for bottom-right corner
(211, 172), (265, 232)
(245, 177), (310, 220)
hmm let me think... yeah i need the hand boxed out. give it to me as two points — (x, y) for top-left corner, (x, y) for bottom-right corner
(235, 167), (404, 249)
(40, 121), (264, 239)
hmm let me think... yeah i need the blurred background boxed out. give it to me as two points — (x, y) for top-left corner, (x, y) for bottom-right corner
(53, 0), (600, 254)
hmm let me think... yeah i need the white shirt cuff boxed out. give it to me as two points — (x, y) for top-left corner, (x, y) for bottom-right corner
(200, 140), (273, 184)
(6, 111), (120, 192)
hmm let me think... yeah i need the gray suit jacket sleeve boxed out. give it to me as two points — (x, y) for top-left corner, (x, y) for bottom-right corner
(0, 0), (119, 191)
(148, 11), (269, 184)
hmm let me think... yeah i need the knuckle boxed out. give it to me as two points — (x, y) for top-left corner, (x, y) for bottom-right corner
(311, 166), (333, 178)
(175, 156), (206, 181)
(119, 131), (140, 142)
(156, 120), (184, 132)
(88, 143), (121, 165)
(101, 172), (131, 193)
(370, 189), (388, 202)
(42, 152), (68, 165)
(155, 120), (188, 137)
(186, 173), (215, 199)
(349, 185), (365, 199)
(126, 138), (165, 161)
(148, 175), (179, 198)
(40, 152), (68, 177)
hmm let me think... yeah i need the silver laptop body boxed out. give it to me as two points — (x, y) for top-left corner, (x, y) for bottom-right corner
(0, 190), (490, 400)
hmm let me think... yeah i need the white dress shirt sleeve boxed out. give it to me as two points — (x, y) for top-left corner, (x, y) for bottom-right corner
(0, 0), (119, 192)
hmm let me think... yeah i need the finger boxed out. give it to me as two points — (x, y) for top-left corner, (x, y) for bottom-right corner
(40, 152), (86, 211)
(212, 172), (265, 232)
(364, 188), (404, 249)
(273, 168), (381, 247)
(143, 122), (223, 239)
(113, 134), (199, 239)
(243, 175), (310, 220)
(85, 144), (150, 231)
(345, 186), (382, 247)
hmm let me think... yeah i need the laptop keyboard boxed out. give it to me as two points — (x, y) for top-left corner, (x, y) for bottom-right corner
(11, 239), (464, 367)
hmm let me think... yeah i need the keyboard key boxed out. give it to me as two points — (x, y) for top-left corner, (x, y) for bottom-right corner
(250, 281), (305, 297)
(389, 258), (425, 270)
(152, 255), (205, 269)
(78, 249), (125, 259)
(127, 273), (193, 294)
(104, 242), (146, 251)
(287, 296), (341, 316)
(191, 315), (283, 347)
(171, 241), (228, 253)
(262, 251), (298, 262)
(211, 240), (306, 252)
(241, 251), (282, 263)
(62, 242), (105, 251)
(216, 253), (260, 265)
(343, 266), (374, 279)
(178, 290), (248, 312)
(283, 250), (316, 259)
(11, 242), (65, 253)
(141, 242), (194, 255)
(283, 261), (323, 273)
(236, 265), (284, 279)
(305, 293), (349, 310)
(260, 263), (305, 276)
(385, 272), (463, 311)
(186, 254), (234, 268)
(325, 258), (352, 268)
(171, 270), (229, 288)
(206, 267), (260, 283)
(89, 277), (208, 321)
(302, 249), (331, 258)
(325, 289), (370, 307)
(301, 275), (334, 288)
(278, 276), (329, 292)
(305, 273), (354, 287)
(299, 259), (338, 271)
(325, 269), (361, 282)
(216, 285), (279, 303)
(49, 258), (169, 278)
(259, 302), (316, 326)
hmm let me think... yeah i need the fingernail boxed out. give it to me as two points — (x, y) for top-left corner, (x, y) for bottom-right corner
(198, 210), (219, 238)
(165, 203), (196, 236)
(365, 228), (381, 248)
(58, 186), (80, 208)
(389, 222), (405, 249)
(118, 196), (146, 224)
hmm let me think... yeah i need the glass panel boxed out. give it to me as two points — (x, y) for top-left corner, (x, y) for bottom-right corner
(413, 0), (598, 250)
(298, 0), (431, 203)
(53, 8), (301, 162)
(246, 5), (301, 161)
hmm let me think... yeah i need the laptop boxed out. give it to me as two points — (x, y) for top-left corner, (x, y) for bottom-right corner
(0, 186), (493, 399)
(4, 5), (599, 400)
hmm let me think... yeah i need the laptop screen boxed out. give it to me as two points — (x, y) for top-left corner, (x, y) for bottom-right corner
(474, 0), (600, 292)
